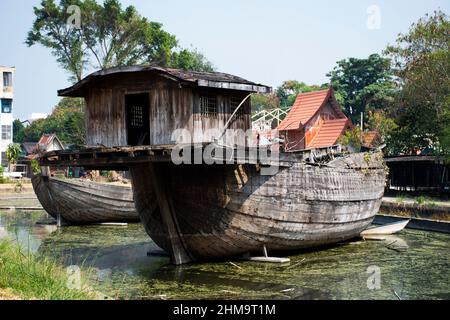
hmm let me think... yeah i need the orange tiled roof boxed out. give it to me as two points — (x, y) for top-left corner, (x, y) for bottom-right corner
(363, 131), (381, 148)
(308, 118), (350, 148)
(277, 89), (332, 131)
(37, 134), (54, 146)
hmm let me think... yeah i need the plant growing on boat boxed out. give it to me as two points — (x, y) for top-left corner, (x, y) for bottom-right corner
(338, 127), (362, 152)
(363, 153), (371, 164)
(31, 159), (41, 176)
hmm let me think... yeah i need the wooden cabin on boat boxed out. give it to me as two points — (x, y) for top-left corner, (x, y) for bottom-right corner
(58, 66), (271, 147)
(277, 88), (351, 151)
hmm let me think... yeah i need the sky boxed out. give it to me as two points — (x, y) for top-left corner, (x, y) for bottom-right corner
(0, 0), (449, 120)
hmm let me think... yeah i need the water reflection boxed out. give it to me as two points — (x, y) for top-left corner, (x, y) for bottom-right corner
(0, 209), (449, 300)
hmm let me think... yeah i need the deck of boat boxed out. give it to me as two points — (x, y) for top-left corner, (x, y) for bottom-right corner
(39, 144), (344, 169)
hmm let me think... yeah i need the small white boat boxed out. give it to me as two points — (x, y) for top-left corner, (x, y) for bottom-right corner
(361, 220), (410, 236)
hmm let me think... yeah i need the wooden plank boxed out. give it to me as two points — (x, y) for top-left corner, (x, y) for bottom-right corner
(246, 257), (291, 264)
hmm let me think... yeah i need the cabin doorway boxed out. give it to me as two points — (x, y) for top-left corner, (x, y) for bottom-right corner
(125, 93), (150, 146)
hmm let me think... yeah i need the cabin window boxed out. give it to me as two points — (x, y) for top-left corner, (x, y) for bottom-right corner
(200, 96), (217, 117)
(230, 96), (246, 118)
(1, 125), (12, 140)
(130, 105), (144, 127)
(125, 93), (150, 146)
(1, 99), (12, 113)
(3, 72), (12, 87)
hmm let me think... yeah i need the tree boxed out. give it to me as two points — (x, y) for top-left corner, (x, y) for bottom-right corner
(6, 143), (21, 172)
(13, 119), (26, 144)
(384, 11), (450, 156)
(23, 98), (86, 145)
(26, 0), (86, 82)
(169, 48), (215, 72)
(79, 0), (178, 69)
(251, 93), (280, 113)
(338, 127), (363, 153)
(327, 54), (396, 123)
(26, 0), (178, 82)
(367, 110), (398, 145)
(276, 81), (324, 108)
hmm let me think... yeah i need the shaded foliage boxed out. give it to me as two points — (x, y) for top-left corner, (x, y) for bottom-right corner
(367, 110), (398, 145)
(338, 126), (362, 153)
(276, 81), (325, 108)
(26, 0), (214, 82)
(384, 11), (450, 156)
(169, 48), (215, 72)
(22, 98), (86, 145)
(6, 144), (21, 166)
(251, 93), (280, 113)
(327, 54), (396, 124)
(13, 120), (26, 144)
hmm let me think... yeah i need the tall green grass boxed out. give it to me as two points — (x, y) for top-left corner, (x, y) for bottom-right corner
(0, 240), (95, 300)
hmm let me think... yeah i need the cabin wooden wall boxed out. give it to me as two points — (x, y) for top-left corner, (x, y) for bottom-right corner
(283, 129), (305, 151)
(86, 87), (126, 146)
(192, 89), (251, 144)
(149, 81), (193, 145)
(84, 72), (252, 147)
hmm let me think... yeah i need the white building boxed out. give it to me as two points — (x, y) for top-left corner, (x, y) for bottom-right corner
(30, 113), (48, 122)
(0, 66), (15, 168)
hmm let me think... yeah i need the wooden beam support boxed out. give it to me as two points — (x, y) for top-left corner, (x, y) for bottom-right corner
(147, 163), (193, 265)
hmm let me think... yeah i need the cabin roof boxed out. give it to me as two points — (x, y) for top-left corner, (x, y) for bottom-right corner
(58, 66), (271, 97)
(21, 142), (38, 155)
(308, 118), (350, 148)
(277, 88), (345, 131)
(37, 134), (64, 151)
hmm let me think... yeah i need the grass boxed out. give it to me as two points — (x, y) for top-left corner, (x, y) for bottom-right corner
(394, 194), (437, 207)
(415, 196), (436, 206)
(395, 194), (406, 203)
(0, 240), (96, 300)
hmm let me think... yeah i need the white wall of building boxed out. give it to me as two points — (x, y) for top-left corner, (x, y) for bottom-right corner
(0, 66), (15, 168)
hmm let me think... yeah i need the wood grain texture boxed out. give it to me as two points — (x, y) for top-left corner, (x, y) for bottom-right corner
(31, 175), (139, 224)
(131, 152), (386, 262)
(84, 73), (252, 147)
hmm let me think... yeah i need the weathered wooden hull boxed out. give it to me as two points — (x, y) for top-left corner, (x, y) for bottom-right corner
(31, 175), (139, 224)
(130, 152), (386, 262)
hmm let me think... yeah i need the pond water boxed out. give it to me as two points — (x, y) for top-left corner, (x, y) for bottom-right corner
(0, 202), (449, 300)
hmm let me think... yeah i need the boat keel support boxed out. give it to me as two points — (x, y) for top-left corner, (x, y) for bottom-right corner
(147, 163), (193, 265)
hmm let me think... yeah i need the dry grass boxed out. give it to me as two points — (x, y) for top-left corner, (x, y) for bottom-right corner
(0, 288), (21, 300)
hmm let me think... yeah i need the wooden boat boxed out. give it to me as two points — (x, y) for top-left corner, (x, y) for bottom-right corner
(129, 150), (387, 264)
(39, 66), (388, 264)
(360, 219), (410, 236)
(31, 174), (139, 224)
